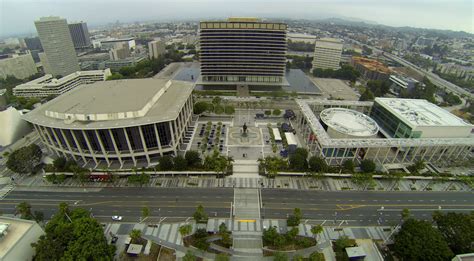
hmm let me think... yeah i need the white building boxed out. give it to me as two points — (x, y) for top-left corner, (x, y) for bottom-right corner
(23, 78), (194, 168)
(109, 43), (130, 61)
(312, 38), (343, 71)
(35, 16), (80, 77)
(100, 38), (136, 50)
(0, 217), (44, 261)
(389, 75), (419, 94)
(0, 107), (32, 147)
(148, 40), (166, 59)
(13, 69), (111, 98)
(0, 53), (37, 80)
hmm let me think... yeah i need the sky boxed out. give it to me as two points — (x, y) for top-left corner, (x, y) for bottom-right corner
(0, 0), (473, 38)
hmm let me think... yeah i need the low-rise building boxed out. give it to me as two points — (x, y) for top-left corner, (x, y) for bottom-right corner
(13, 69), (111, 98)
(0, 53), (37, 80)
(102, 56), (145, 71)
(0, 217), (44, 261)
(109, 43), (130, 61)
(389, 75), (418, 94)
(351, 57), (391, 81)
(100, 38), (135, 50)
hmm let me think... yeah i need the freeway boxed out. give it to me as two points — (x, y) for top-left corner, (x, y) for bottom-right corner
(1, 188), (472, 226)
(347, 38), (474, 99)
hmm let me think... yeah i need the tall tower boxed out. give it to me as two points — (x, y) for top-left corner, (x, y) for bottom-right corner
(199, 18), (287, 87)
(311, 38), (343, 71)
(68, 21), (91, 49)
(35, 16), (80, 77)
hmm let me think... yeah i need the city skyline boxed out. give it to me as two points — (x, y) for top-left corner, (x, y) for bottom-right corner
(0, 0), (472, 38)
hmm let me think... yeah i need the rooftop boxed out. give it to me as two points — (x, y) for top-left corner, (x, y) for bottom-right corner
(14, 69), (111, 90)
(320, 108), (379, 137)
(352, 56), (391, 74)
(22, 78), (194, 129)
(375, 98), (472, 127)
(0, 217), (41, 259)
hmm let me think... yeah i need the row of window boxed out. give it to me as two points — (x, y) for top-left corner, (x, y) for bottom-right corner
(202, 75), (283, 83)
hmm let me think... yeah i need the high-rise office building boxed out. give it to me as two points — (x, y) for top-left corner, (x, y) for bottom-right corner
(24, 37), (43, 51)
(35, 16), (80, 77)
(199, 18), (287, 87)
(148, 40), (165, 59)
(68, 22), (91, 49)
(311, 38), (343, 71)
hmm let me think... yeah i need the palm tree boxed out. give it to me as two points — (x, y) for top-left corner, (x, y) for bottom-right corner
(16, 202), (33, 219)
(129, 229), (142, 243)
(179, 224), (193, 242)
(311, 225), (324, 241)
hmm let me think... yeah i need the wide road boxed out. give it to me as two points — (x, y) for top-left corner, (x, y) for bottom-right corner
(1, 188), (472, 226)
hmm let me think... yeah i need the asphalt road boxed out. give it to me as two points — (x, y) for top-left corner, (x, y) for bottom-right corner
(1, 188), (472, 226)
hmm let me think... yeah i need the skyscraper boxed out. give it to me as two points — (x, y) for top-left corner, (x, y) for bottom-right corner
(311, 38), (343, 71)
(199, 18), (287, 87)
(148, 40), (166, 59)
(68, 22), (91, 49)
(35, 16), (80, 77)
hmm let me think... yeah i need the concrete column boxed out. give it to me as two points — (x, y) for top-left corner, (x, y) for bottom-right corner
(70, 130), (87, 164)
(427, 146), (440, 163)
(462, 146), (470, 160)
(436, 146), (447, 161)
(95, 130), (110, 167)
(455, 145), (465, 159)
(373, 147), (381, 164)
(446, 145), (458, 159)
(108, 129), (123, 168)
(42, 127), (61, 157)
(401, 147), (410, 163)
(420, 147), (429, 161)
(412, 146), (422, 163)
(392, 147), (400, 163)
(153, 123), (164, 156)
(33, 125), (53, 154)
(50, 128), (69, 158)
(123, 128), (137, 166)
(138, 126), (151, 165)
(170, 121), (178, 155)
(59, 129), (77, 161)
(82, 130), (98, 166)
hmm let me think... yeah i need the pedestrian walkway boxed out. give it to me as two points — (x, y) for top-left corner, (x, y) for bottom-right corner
(232, 160), (259, 178)
(0, 184), (14, 199)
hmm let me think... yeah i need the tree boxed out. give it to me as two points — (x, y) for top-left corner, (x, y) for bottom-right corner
(32, 205), (115, 260)
(6, 144), (42, 174)
(193, 205), (208, 223)
(16, 202), (33, 220)
(308, 156), (328, 173)
(263, 226), (279, 246)
(333, 235), (356, 252)
(286, 227), (299, 240)
(273, 252), (289, 261)
(287, 208), (303, 226)
(182, 250), (196, 261)
(173, 155), (188, 171)
(34, 211), (44, 223)
(179, 224), (193, 238)
(309, 252), (325, 261)
(407, 160), (425, 174)
(142, 206), (150, 220)
(193, 101), (208, 114)
(185, 150), (202, 168)
(158, 155), (174, 171)
(342, 160), (355, 173)
(272, 109), (281, 116)
(359, 159), (376, 173)
(359, 88), (375, 101)
(215, 253), (230, 261)
(53, 157), (67, 171)
(433, 212), (474, 254)
(401, 208), (410, 221)
(219, 222), (229, 234)
(393, 219), (453, 261)
(129, 229), (142, 243)
(311, 225), (323, 240)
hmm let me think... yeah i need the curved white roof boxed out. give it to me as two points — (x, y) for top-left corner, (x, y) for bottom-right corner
(320, 108), (379, 137)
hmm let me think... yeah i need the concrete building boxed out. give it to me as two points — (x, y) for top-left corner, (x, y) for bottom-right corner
(351, 57), (391, 81)
(199, 18), (288, 87)
(24, 37), (42, 51)
(0, 106), (32, 147)
(0, 217), (44, 261)
(389, 75), (418, 95)
(100, 38), (136, 50)
(312, 38), (343, 71)
(148, 40), (166, 59)
(288, 33), (317, 44)
(35, 16), (80, 77)
(13, 69), (111, 98)
(0, 53), (37, 80)
(320, 108), (379, 139)
(109, 43), (130, 61)
(23, 78), (194, 168)
(294, 99), (473, 166)
(102, 56), (145, 71)
(68, 22), (91, 49)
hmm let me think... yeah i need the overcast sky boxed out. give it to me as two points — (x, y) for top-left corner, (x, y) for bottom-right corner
(0, 0), (473, 38)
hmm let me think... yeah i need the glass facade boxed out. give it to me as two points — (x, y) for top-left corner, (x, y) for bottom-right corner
(370, 103), (422, 138)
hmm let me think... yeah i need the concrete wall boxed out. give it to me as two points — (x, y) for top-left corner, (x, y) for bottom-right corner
(2, 223), (44, 261)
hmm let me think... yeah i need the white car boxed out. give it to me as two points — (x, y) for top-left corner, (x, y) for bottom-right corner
(111, 216), (123, 221)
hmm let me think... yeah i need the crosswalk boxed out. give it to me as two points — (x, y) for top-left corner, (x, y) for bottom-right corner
(0, 184), (14, 199)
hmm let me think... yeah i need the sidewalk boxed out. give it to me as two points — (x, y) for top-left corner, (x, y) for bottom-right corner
(16, 173), (472, 193)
